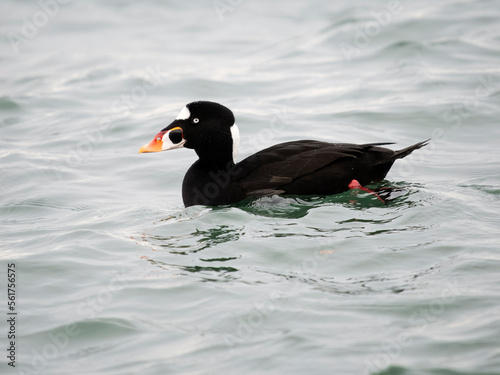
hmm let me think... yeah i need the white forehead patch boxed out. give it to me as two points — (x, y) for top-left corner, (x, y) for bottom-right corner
(230, 124), (240, 162)
(175, 106), (191, 120)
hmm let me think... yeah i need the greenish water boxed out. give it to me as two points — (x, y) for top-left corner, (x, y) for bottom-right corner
(1, 1), (500, 374)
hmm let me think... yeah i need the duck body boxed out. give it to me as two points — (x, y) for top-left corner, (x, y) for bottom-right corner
(139, 101), (428, 207)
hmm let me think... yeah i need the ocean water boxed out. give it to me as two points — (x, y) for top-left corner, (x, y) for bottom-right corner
(1, 0), (500, 374)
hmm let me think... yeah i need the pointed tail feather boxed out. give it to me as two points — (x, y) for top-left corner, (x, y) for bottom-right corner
(394, 139), (430, 159)
(375, 139), (430, 165)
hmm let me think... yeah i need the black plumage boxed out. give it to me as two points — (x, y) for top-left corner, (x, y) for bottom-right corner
(139, 101), (428, 207)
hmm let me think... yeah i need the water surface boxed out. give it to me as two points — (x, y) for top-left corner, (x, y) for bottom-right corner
(1, 1), (500, 374)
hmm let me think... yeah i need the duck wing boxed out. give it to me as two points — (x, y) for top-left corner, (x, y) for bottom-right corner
(231, 140), (398, 198)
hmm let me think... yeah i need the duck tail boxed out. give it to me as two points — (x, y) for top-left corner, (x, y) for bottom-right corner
(375, 139), (430, 165)
(394, 139), (430, 159)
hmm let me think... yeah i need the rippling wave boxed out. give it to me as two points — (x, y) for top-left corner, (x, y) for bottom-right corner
(1, 0), (499, 374)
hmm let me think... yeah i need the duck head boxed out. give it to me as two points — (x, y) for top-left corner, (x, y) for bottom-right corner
(139, 101), (240, 165)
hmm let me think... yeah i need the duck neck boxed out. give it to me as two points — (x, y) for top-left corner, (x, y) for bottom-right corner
(195, 147), (235, 172)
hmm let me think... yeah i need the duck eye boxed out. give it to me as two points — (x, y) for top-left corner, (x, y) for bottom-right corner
(156, 137), (161, 142)
(192, 118), (199, 124)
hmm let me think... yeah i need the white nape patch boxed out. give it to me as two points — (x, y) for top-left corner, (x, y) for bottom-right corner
(175, 106), (191, 120)
(230, 124), (240, 162)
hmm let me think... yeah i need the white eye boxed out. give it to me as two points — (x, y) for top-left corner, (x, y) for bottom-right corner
(156, 137), (161, 142)
(193, 118), (199, 124)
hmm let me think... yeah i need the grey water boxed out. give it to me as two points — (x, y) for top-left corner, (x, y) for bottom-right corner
(1, 1), (500, 374)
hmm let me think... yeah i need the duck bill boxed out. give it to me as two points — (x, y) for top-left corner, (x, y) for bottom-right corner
(139, 127), (186, 153)
(138, 137), (164, 153)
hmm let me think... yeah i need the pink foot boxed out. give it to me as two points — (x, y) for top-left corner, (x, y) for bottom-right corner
(348, 179), (362, 189)
(348, 179), (385, 204)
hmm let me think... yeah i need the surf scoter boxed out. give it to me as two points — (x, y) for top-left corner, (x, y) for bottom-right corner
(139, 101), (428, 207)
